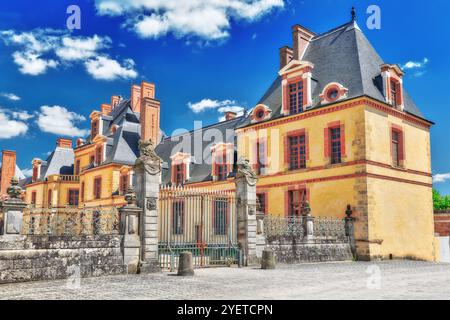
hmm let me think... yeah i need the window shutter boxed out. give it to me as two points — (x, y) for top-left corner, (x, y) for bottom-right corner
(340, 124), (346, 156)
(284, 136), (290, 166)
(324, 128), (330, 157)
(396, 82), (402, 106)
(302, 78), (308, 107)
(305, 132), (310, 160)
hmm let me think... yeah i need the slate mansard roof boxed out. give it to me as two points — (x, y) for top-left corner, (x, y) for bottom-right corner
(238, 21), (426, 128)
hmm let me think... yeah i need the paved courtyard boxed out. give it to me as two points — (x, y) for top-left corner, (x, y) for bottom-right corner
(1, 261), (450, 300)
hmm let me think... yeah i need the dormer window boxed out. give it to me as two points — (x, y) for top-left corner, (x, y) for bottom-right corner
(251, 104), (271, 123)
(320, 83), (349, 104)
(289, 80), (304, 114)
(381, 64), (404, 110)
(215, 153), (228, 181)
(170, 152), (190, 185)
(91, 120), (99, 138)
(211, 143), (233, 182)
(279, 60), (314, 116)
(95, 146), (103, 165)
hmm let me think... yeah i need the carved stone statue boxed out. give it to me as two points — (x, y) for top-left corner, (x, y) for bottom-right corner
(7, 177), (22, 200)
(236, 157), (258, 186)
(135, 139), (162, 175)
(124, 186), (137, 206)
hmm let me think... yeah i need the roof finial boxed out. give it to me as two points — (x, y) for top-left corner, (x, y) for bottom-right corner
(351, 6), (356, 21)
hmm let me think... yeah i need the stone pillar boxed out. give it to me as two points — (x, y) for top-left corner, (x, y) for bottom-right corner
(345, 204), (357, 259)
(0, 178), (26, 237)
(119, 187), (141, 274)
(301, 201), (315, 243)
(235, 157), (258, 266)
(134, 139), (162, 273)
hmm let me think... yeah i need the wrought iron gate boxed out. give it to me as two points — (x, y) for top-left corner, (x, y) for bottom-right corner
(158, 186), (239, 270)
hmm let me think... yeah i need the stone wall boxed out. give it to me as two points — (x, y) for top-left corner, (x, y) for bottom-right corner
(0, 235), (126, 284)
(266, 239), (353, 264)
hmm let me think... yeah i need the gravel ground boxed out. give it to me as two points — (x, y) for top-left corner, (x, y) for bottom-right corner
(1, 260), (450, 300)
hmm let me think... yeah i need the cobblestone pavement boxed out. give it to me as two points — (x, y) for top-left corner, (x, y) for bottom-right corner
(1, 261), (450, 300)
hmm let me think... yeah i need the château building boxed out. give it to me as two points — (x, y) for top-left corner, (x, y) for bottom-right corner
(22, 17), (437, 261)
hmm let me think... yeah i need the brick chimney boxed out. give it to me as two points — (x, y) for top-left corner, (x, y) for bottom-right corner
(101, 103), (112, 115)
(130, 84), (141, 113)
(280, 46), (293, 69)
(111, 95), (121, 108)
(140, 82), (160, 145)
(0, 150), (16, 196)
(225, 111), (237, 121)
(57, 138), (73, 149)
(292, 25), (315, 60)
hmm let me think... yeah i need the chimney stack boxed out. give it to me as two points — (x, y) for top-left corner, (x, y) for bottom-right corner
(56, 138), (73, 149)
(292, 25), (315, 60)
(279, 46), (293, 70)
(131, 84), (141, 113)
(101, 103), (112, 115)
(225, 111), (237, 121)
(0, 150), (16, 196)
(111, 95), (121, 108)
(140, 82), (160, 145)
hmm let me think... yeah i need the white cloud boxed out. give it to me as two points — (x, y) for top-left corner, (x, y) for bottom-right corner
(401, 58), (429, 70)
(188, 99), (238, 113)
(0, 29), (137, 80)
(36, 105), (89, 137)
(0, 109), (28, 139)
(85, 56), (138, 80)
(95, 0), (284, 41)
(0, 92), (21, 101)
(433, 173), (450, 183)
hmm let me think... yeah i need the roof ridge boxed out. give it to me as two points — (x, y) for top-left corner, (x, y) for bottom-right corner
(311, 21), (355, 41)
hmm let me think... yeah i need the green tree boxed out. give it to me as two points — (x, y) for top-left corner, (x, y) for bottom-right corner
(433, 189), (450, 210)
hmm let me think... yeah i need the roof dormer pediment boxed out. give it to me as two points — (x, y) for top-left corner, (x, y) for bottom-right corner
(278, 60), (314, 77)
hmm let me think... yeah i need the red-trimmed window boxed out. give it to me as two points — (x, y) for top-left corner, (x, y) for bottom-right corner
(287, 189), (307, 217)
(213, 199), (228, 235)
(325, 123), (345, 164)
(93, 177), (102, 200)
(172, 200), (185, 235)
(81, 182), (85, 203)
(390, 80), (398, 108)
(120, 174), (129, 195)
(215, 153), (228, 181)
(95, 146), (103, 165)
(68, 189), (79, 206)
(174, 164), (185, 185)
(288, 134), (307, 170)
(90, 155), (95, 165)
(91, 120), (99, 138)
(289, 80), (304, 114)
(330, 127), (342, 164)
(47, 189), (52, 207)
(257, 193), (267, 214)
(31, 191), (37, 205)
(391, 127), (405, 167)
(255, 141), (267, 175)
(75, 160), (80, 175)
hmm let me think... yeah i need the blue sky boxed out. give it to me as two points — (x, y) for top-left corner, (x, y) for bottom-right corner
(0, 0), (450, 192)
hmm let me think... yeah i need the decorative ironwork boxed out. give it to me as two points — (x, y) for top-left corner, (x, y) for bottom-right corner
(264, 216), (305, 242)
(21, 206), (120, 236)
(315, 217), (347, 242)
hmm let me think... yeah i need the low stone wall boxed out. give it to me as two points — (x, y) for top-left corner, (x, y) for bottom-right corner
(0, 235), (127, 284)
(267, 239), (353, 264)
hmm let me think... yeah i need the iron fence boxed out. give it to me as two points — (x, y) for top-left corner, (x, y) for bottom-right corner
(22, 206), (120, 236)
(158, 186), (239, 270)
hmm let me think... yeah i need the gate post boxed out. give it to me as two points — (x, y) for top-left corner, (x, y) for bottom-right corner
(119, 187), (141, 274)
(235, 157), (258, 266)
(134, 139), (162, 273)
(0, 177), (26, 237)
